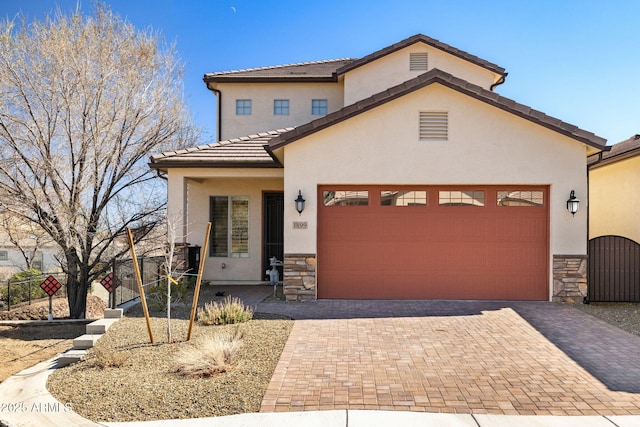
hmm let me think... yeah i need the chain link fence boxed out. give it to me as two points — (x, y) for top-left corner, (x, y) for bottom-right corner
(0, 273), (67, 311)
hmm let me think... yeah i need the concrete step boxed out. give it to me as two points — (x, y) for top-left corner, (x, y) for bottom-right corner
(73, 334), (101, 349)
(86, 318), (119, 334)
(104, 308), (123, 319)
(58, 349), (87, 367)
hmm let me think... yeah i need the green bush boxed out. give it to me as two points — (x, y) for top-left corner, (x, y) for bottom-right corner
(197, 296), (254, 326)
(5, 269), (47, 306)
(147, 278), (189, 310)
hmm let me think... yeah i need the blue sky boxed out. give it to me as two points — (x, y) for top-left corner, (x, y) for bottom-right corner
(2, 0), (639, 145)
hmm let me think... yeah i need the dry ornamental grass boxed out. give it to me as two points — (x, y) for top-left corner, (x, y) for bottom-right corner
(47, 310), (292, 422)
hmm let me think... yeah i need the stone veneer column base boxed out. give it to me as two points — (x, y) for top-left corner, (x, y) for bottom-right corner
(283, 253), (316, 301)
(552, 255), (587, 303)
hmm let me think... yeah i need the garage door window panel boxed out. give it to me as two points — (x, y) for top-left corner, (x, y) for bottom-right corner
(438, 190), (485, 207)
(381, 190), (427, 206)
(497, 190), (544, 207)
(323, 190), (369, 206)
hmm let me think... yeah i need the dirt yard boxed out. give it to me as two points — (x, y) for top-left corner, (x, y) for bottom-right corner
(0, 295), (106, 382)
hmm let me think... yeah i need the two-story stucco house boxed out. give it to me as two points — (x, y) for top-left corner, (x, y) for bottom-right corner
(150, 34), (608, 302)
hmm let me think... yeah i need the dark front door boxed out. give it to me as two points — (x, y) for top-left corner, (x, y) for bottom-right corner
(263, 192), (284, 281)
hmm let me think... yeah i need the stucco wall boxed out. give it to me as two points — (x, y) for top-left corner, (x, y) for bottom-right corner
(343, 44), (501, 106)
(283, 83), (589, 298)
(216, 82), (344, 140)
(590, 156), (640, 243)
(166, 168), (283, 282)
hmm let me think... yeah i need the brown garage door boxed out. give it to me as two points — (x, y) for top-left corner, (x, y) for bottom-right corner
(317, 185), (549, 300)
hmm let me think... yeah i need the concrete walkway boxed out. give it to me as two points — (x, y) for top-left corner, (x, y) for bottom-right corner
(2, 286), (640, 426)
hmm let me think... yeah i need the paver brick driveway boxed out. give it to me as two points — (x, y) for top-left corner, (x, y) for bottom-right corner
(251, 297), (640, 416)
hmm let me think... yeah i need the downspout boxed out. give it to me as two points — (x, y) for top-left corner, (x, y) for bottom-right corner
(211, 88), (222, 142)
(155, 169), (168, 180)
(584, 151), (604, 304)
(490, 72), (508, 91)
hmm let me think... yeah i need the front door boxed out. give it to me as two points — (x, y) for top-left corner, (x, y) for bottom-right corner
(263, 192), (284, 281)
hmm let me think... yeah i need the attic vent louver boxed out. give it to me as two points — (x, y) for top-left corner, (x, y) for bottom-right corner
(419, 111), (448, 141)
(410, 53), (428, 71)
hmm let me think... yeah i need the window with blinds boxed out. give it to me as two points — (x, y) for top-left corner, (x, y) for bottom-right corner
(419, 111), (448, 141)
(210, 196), (249, 257)
(410, 53), (428, 71)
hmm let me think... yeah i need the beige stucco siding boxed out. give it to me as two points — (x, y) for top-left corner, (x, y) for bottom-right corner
(590, 156), (640, 243)
(216, 82), (344, 140)
(343, 44), (501, 105)
(283, 84), (589, 296)
(166, 168), (283, 282)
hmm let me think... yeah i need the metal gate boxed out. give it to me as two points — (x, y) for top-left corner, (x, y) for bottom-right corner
(588, 235), (640, 302)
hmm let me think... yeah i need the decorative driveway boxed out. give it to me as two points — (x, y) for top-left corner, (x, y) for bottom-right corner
(248, 296), (640, 416)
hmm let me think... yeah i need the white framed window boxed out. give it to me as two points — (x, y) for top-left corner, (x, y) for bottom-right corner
(274, 99), (289, 115)
(419, 111), (448, 141)
(209, 196), (249, 257)
(311, 99), (328, 115)
(410, 53), (428, 71)
(236, 99), (252, 115)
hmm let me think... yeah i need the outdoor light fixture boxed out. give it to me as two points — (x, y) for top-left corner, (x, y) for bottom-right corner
(295, 190), (306, 215)
(566, 190), (580, 216)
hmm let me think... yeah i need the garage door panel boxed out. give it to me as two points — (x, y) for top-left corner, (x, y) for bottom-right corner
(318, 185), (549, 300)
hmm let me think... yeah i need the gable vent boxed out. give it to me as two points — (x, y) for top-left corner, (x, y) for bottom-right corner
(419, 111), (448, 141)
(410, 53), (428, 71)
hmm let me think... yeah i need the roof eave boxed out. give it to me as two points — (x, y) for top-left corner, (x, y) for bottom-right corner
(335, 34), (506, 77)
(148, 161), (283, 170)
(203, 76), (338, 84)
(269, 69), (607, 151)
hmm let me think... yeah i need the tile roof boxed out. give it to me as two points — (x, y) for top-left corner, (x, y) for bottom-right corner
(589, 134), (640, 169)
(336, 34), (506, 77)
(149, 129), (292, 169)
(203, 59), (354, 83)
(269, 68), (607, 150)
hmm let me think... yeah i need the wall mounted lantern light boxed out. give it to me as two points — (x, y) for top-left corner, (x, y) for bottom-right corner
(295, 190), (306, 215)
(566, 190), (580, 216)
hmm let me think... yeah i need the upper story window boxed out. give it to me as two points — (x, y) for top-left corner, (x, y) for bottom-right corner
(274, 99), (289, 115)
(419, 111), (448, 141)
(311, 99), (328, 115)
(236, 99), (252, 115)
(410, 53), (428, 71)
(0, 250), (7, 261)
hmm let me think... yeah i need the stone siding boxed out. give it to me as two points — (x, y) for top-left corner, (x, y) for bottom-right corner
(283, 253), (316, 301)
(553, 255), (587, 303)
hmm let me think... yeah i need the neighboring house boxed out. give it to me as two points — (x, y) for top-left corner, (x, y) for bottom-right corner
(150, 34), (608, 302)
(587, 135), (640, 302)
(589, 134), (640, 243)
(0, 212), (59, 280)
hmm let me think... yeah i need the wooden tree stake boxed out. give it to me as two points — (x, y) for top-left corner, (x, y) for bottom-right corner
(127, 227), (154, 343)
(187, 222), (211, 341)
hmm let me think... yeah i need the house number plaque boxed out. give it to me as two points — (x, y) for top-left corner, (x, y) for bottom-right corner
(293, 221), (308, 229)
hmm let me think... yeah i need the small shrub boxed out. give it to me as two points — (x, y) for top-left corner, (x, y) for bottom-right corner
(6, 269), (47, 306)
(87, 347), (126, 369)
(147, 279), (189, 310)
(175, 328), (244, 377)
(197, 296), (253, 326)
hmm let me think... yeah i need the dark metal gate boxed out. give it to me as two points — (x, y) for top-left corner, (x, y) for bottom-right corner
(588, 235), (640, 302)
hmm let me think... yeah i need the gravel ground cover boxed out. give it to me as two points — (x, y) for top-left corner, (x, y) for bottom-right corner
(572, 302), (640, 337)
(47, 290), (293, 423)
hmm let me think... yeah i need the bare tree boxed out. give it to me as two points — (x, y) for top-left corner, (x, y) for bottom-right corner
(0, 4), (195, 317)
